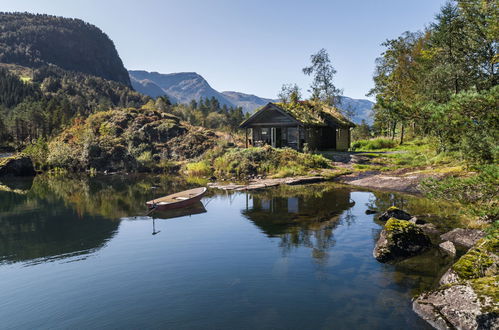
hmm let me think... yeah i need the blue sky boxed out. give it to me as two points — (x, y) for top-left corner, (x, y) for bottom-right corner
(1, 0), (447, 100)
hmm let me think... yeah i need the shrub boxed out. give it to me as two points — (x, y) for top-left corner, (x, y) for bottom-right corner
(23, 138), (49, 169)
(351, 138), (397, 151)
(186, 161), (212, 176)
(211, 146), (332, 178)
(420, 165), (498, 221)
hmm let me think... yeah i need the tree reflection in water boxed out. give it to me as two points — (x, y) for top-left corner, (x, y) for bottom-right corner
(0, 173), (197, 265)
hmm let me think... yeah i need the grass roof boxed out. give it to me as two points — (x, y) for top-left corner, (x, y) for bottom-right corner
(274, 100), (355, 127)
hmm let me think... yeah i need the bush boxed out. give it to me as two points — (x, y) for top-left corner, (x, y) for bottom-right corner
(186, 161), (211, 176)
(351, 138), (397, 151)
(420, 165), (498, 221)
(212, 146), (332, 178)
(23, 138), (48, 169)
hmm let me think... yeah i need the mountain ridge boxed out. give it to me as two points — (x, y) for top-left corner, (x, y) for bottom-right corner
(129, 70), (374, 124)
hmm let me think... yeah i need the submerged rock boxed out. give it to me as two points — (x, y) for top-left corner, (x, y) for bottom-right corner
(365, 209), (377, 215)
(439, 241), (456, 258)
(373, 218), (432, 263)
(440, 229), (485, 249)
(378, 206), (412, 221)
(0, 155), (36, 177)
(413, 279), (499, 330)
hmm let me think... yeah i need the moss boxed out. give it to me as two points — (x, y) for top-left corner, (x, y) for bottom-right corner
(469, 276), (499, 313)
(387, 206), (401, 212)
(385, 217), (417, 233)
(452, 247), (495, 280)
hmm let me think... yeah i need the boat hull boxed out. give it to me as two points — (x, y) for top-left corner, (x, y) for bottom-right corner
(146, 187), (207, 210)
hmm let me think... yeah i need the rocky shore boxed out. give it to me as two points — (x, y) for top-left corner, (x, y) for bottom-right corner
(371, 206), (497, 329)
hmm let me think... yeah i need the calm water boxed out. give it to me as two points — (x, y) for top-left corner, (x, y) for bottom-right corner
(0, 174), (463, 329)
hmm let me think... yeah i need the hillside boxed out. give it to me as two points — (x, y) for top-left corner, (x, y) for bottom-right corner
(221, 91), (276, 113)
(0, 12), (131, 86)
(129, 70), (234, 107)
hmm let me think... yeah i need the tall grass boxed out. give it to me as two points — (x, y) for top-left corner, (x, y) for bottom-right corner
(351, 138), (397, 151)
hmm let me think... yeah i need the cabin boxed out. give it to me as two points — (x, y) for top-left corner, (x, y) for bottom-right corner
(239, 101), (355, 151)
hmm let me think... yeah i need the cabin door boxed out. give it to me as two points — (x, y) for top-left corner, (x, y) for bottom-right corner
(271, 128), (282, 147)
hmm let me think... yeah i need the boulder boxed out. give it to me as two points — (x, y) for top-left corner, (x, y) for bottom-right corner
(0, 155), (36, 177)
(373, 218), (432, 262)
(378, 206), (412, 221)
(365, 209), (377, 215)
(439, 241), (456, 258)
(413, 280), (498, 330)
(440, 229), (485, 249)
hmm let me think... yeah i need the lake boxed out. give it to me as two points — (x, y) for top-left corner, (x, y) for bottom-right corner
(0, 174), (463, 329)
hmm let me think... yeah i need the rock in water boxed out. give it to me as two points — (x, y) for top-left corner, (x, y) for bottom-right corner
(378, 206), (412, 221)
(373, 218), (431, 262)
(365, 209), (377, 215)
(0, 155), (35, 177)
(439, 241), (456, 258)
(413, 280), (499, 330)
(440, 228), (485, 249)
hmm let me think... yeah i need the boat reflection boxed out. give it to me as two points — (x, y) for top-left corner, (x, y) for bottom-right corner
(149, 201), (208, 235)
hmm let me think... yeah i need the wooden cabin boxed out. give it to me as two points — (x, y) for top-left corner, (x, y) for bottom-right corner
(239, 101), (355, 151)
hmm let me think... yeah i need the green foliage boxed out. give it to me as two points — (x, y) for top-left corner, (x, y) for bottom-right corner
(420, 165), (499, 220)
(170, 96), (245, 131)
(302, 48), (342, 106)
(211, 146), (332, 179)
(0, 12), (131, 85)
(425, 86), (499, 163)
(369, 0), (498, 162)
(185, 161), (211, 176)
(351, 137), (396, 150)
(22, 138), (48, 169)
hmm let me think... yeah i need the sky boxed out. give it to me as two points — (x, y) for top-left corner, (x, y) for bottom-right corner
(1, 0), (447, 100)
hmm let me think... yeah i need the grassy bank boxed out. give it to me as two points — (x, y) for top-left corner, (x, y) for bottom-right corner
(185, 145), (336, 179)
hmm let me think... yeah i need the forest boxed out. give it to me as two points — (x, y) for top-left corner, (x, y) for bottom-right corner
(367, 0), (497, 164)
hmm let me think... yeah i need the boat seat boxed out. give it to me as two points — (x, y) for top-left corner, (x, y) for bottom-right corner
(174, 197), (189, 200)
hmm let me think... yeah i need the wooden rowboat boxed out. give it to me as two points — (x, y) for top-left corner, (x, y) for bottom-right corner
(146, 187), (207, 210)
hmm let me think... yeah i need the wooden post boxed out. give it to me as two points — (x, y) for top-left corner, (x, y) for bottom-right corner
(245, 129), (248, 148)
(297, 126), (301, 151)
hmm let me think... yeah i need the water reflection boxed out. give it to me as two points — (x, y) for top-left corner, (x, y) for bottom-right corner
(0, 175), (465, 329)
(0, 174), (197, 265)
(242, 185), (355, 263)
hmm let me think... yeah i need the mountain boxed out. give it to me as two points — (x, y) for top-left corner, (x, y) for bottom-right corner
(129, 70), (374, 124)
(221, 91), (276, 113)
(0, 12), (131, 86)
(337, 96), (374, 125)
(129, 70), (234, 106)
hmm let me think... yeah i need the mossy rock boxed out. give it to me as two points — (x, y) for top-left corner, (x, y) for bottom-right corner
(374, 218), (431, 262)
(378, 206), (412, 221)
(0, 154), (36, 177)
(451, 238), (498, 280)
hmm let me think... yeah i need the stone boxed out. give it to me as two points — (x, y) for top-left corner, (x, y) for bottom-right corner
(413, 282), (498, 330)
(439, 268), (461, 286)
(440, 228), (485, 249)
(418, 223), (440, 236)
(378, 206), (412, 221)
(0, 155), (36, 177)
(439, 241), (456, 258)
(365, 209), (377, 215)
(373, 218), (432, 263)
(409, 216), (426, 225)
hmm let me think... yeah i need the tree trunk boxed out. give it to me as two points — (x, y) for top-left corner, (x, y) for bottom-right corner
(399, 124), (404, 145)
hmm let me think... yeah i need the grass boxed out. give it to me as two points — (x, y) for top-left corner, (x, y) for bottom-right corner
(185, 161), (211, 176)
(351, 137), (397, 151)
(20, 76), (31, 83)
(201, 145), (333, 179)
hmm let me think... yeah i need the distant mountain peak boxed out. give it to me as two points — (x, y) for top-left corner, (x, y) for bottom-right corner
(129, 70), (374, 123)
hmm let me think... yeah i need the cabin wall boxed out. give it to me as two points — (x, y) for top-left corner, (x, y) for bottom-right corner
(336, 128), (351, 151)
